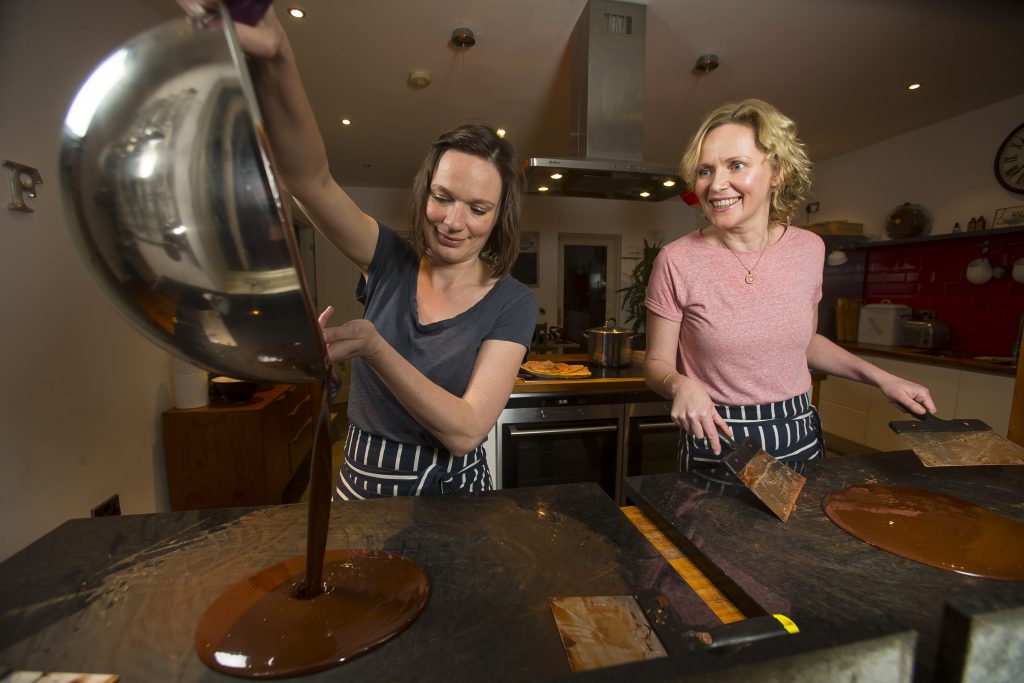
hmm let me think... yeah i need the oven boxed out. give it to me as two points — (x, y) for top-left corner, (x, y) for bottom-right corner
(495, 392), (624, 502)
(623, 393), (679, 484)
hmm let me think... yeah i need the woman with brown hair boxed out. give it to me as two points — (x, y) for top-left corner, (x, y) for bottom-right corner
(644, 99), (934, 489)
(195, 3), (537, 497)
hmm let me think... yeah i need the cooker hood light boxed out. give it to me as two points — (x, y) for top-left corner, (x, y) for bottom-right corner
(524, 0), (683, 201)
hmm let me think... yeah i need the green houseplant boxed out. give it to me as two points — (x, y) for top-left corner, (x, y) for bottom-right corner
(617, 238), (663, 350)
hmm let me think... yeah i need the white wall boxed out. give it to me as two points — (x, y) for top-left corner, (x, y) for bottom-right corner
(810, 94), (1024, 240)
(0, 1), (173, 561)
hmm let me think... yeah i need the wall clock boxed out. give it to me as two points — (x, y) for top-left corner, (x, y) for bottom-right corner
(994, 121), (1024, 193)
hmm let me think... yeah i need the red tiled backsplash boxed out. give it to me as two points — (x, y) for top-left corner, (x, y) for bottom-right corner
(864, 231), (1024, 356)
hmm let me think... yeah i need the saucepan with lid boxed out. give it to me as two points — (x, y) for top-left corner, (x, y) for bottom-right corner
(60, 0), (328, 384)
(583, 319), (633, 367)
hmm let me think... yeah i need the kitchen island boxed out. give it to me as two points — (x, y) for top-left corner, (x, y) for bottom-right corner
(624, 451), (1024, 683)
(0, 481), (922, 682)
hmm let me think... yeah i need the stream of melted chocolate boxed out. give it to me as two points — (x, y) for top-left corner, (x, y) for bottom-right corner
(823, 483), (1024, 581)
(195, 391), (430, 677)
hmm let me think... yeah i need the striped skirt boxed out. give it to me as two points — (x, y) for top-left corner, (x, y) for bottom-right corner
(679, 393), (824, 491)
(334, 423), (493, 500)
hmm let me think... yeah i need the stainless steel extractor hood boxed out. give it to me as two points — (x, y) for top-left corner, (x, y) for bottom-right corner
(524, 0), (682, 201)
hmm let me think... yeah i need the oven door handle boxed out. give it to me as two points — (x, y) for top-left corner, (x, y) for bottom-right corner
(638, 420), (678, 431)
(507, 424), (618, 437)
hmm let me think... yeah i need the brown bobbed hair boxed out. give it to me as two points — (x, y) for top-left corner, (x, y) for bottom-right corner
(408, 123), (523, 278)
(678, 99), (812, 223)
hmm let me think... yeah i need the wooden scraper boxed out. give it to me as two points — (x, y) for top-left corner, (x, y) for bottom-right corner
(717, 429), (806, 522)
(889, 412), (1024, 467)
(549, 596), (667, 672)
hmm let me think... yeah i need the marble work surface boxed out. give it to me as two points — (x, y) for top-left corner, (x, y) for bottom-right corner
(624, 451), (1024, 682)
(0, 483), (735, 682)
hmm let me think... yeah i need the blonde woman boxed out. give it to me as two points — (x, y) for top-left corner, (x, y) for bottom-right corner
(644, 99), (934, 489)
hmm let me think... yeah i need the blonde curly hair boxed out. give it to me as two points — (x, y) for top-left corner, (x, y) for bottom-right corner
(678, 99), (812, 223)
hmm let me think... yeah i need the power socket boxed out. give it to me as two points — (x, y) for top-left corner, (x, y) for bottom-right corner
(91, 493), (121, 517)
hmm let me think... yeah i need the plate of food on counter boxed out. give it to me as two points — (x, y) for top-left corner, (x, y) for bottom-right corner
(520, 360), (592, 379)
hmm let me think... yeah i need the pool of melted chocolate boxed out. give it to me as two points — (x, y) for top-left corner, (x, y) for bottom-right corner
(195, 390), (430, 677)
(823, 483), (1024, 581)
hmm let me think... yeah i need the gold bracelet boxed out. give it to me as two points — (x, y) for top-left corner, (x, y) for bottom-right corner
(661, 372), (675, 387)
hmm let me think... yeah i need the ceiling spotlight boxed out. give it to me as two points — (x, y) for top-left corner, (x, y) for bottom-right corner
(694, 53), (719, 74)
(408, 70), (432, 88)
(496, 128), (507, 138)
(538, 186), (549, 192)
(639, 191), (651, 198)
(907, 82), (922, 91)
(340, 118), (351, 126)
(450, 27), (476, 48)
(662, 179), (676, 187)
(287, 7), (305, 19)
(550, 173), (563, 180)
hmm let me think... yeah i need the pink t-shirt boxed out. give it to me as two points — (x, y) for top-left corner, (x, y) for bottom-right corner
(645, 225), (824, 405)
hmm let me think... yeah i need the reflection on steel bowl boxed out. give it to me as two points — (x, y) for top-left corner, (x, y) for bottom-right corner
(60, 9), (327, 384)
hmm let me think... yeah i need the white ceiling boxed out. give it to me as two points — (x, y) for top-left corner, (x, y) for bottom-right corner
(146, 0), (1024, 193)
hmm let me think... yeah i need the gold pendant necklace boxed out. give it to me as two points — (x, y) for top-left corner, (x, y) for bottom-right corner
(723, 229), (769, 285)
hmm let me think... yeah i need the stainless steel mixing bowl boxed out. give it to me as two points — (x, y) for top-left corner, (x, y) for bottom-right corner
(60, 7), (328, 384)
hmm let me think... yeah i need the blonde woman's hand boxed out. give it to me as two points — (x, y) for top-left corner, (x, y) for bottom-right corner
(880, 377), (936, 416)
(665, 375), (733, 454)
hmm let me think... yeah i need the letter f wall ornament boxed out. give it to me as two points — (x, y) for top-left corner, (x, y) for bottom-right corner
(3, 160), (43, 212)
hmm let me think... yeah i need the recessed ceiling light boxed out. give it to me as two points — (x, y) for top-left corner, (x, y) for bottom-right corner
(907, 82), (921, 91)
(288, 8), (305, 19)
(550, 173), (563, 180)
(496, 128), (507, 138)
(408, 70), (432, 88)
(341, 118), (351, 126)
(662, 179), (675, 187)
(639, 191), (651, 198)
(538, 186), (549, 192)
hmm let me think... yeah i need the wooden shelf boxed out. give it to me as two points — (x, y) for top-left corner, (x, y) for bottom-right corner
(162, 383), (320, 510)
(864, 225), (1024, 249)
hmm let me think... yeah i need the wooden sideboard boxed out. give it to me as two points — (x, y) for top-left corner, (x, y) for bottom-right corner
(162, 383), (320, 510)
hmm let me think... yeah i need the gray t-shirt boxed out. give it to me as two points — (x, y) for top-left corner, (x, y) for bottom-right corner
(347, 224), (538, 450)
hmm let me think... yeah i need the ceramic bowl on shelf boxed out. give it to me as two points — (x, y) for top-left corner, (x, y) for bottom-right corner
(966, 258), (993, 285)
(1013, 258), (1024, 284)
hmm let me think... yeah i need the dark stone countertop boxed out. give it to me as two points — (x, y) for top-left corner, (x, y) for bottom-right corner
(839, 341), (1016, 376)
(623, 452), (1024, 683)
(514, 354), (827, 397)
(0, 483), (737, 682)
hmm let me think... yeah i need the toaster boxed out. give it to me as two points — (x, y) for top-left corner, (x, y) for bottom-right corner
(902, 319), (951, 349)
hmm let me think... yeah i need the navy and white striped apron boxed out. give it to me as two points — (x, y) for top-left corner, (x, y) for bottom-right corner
(334, 424), (493, 500)
(679, 393), (824, 492)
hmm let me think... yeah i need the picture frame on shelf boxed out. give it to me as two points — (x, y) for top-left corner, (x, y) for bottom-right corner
(992, 205), (1024, 230)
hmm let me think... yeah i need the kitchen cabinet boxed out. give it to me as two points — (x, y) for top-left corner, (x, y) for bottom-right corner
(162, 383), (319, 510)
(815, 375), (871, 445)
(818, 354), (1014, 452)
